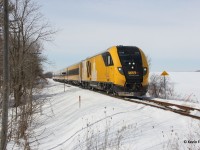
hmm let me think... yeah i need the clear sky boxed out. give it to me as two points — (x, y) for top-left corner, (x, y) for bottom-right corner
(38, 0), (200, 72)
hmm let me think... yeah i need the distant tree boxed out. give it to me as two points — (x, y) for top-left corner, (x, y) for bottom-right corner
(44, 71), (53, 78)
(146, 55), (151, 70)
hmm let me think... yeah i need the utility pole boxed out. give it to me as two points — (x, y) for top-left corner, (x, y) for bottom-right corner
(1, 0), (9, 149)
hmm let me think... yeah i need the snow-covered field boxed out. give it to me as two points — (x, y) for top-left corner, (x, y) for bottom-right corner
(8, 72), (200, 150)
(152, 72), (200, 102)
(168, 72), (200, 102)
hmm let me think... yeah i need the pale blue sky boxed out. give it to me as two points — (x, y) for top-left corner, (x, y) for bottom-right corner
(38, 0), (200, 72)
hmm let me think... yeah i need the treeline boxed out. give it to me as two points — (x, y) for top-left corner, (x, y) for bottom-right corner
(0, 0), (54, 148)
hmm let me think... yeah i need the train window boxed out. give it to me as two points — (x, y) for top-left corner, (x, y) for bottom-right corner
(102, 52), (113, 66)
(68, 68), (79, 76)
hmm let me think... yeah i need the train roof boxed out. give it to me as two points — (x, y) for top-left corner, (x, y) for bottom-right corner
(54, 45), (140, 74)
(84, 45), (139, 60)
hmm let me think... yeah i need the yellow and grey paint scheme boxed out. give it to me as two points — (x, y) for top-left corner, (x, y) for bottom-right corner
(53, 46), (149, 96)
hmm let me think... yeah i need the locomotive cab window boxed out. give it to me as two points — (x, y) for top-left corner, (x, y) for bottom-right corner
(102, 52), (113, 66)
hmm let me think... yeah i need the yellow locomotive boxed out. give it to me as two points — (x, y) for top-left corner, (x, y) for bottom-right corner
(53, 46), (149, 96)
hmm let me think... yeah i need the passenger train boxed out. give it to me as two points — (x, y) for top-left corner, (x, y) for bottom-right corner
(53, 46), (149, 96)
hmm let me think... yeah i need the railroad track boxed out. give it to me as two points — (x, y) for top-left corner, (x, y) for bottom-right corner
(120, 97), (200, 120)
(94, 90), (200, 120)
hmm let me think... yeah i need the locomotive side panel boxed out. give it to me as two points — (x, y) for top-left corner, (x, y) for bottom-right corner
(108, 46), (125, 87)
(91, 55), (106, 82)
(82, 54), (108, 83)
(139, 48), (149, 90)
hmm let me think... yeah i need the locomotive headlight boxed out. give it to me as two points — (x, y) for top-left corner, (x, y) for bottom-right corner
(118, 67), (124, 75)
(143, 67), (147, 76)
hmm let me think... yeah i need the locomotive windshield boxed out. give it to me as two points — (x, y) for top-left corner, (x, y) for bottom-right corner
(117, 46), (143, 83)
(117, 46), (142, 66)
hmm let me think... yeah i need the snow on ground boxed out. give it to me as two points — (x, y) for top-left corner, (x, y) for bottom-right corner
(7, 72), (200, 150)
(20, 76), (200, 150)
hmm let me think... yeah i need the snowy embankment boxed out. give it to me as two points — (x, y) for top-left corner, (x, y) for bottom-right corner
(21, 73), (200, 150)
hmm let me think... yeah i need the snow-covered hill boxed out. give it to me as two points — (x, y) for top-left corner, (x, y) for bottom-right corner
(8, 72), (200, 150)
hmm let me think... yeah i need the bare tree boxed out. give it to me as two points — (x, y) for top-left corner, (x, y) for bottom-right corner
(44, 71), (53, 78)
(148, 74), (175, 99)
(9, 0), (54, 108)
(0, 0), (55, 148)
(7, 0), (54, 143)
